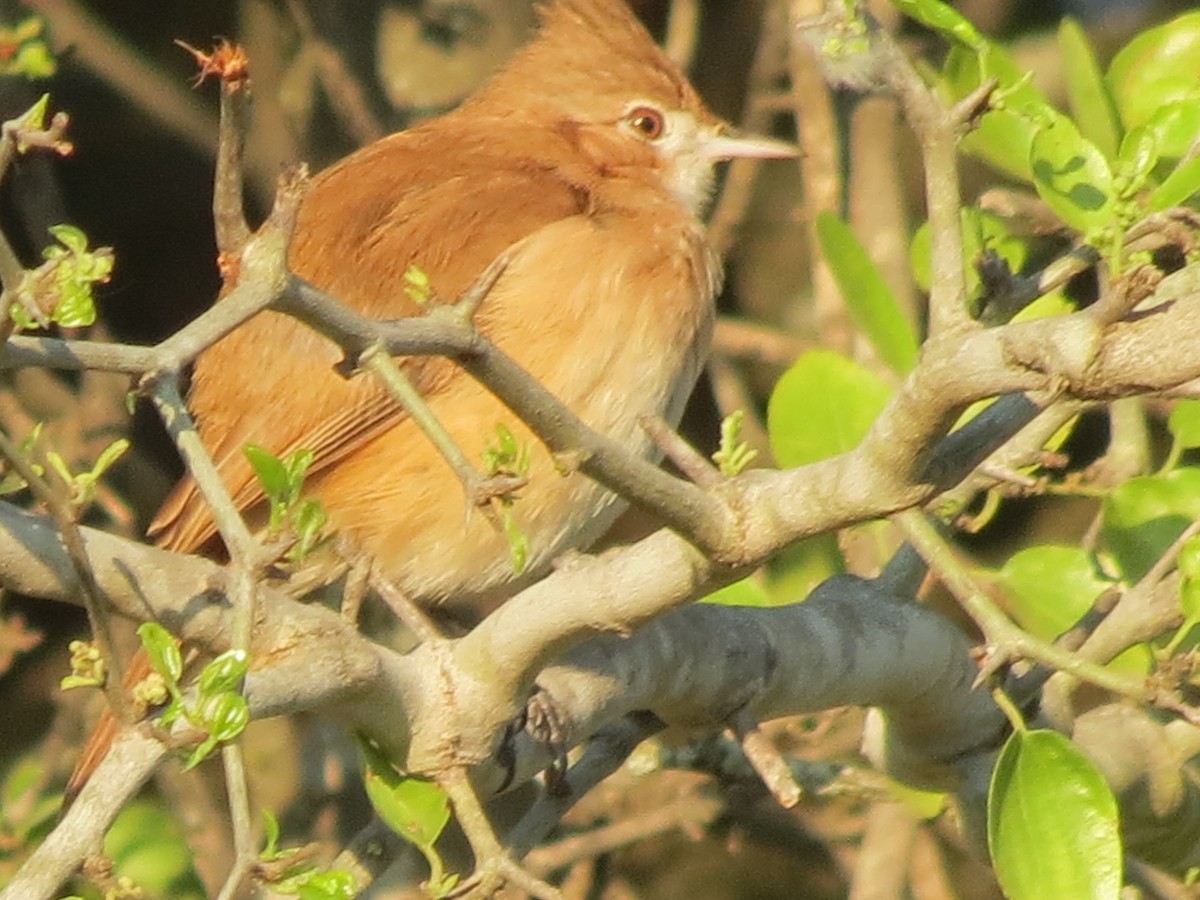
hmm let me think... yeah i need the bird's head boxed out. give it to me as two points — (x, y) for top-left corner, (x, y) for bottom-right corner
(465, 0), (796, 213)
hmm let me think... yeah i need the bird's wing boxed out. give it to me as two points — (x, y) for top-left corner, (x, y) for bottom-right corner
(150, 122), (588, 553)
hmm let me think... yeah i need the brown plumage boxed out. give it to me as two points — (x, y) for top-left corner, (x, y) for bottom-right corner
(67, 0), (794, 801)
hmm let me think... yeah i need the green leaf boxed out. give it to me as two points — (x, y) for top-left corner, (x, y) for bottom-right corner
(1058, 18), (1120, 161)
(197, 649), (248, 697)
(137, 622), (182, 683)
(199, 692), (249, 742)
(712, 410), (758, 476)
(998, 546), (1109, 639)
(403, 264), (432, 304)
(1150, 156), (1200, 211)
(1114, 126), (1158, 197)
(243, 444), (290, 504)
(816, 212), (919, 374)
(997, 546), (1149, 674)
(47, 224), (87, 255)
(989, 730), (1121, 900)
(104, 798), (205, 899)
(1146, 101), (1200, 165)
(1029, 111), (1115, 235)
(358, 737), (451, 850)
(1168, 401), (1200, 450)
(910, 208), (1028, 309)
(0, 19), (55, 79)
(940, 43), (1049, 182)
(261, 810), (282, 860)
(1108, 11), (1200, 156)
(502, 508), (528, 575)
(893, 0), (985, 51)
(701, 575), (773, 607)
(295, 870), (357, 900)
(1177, 536), (1200, 634)
(286, 498), (328, 562)
(767, 350), (892, 468)
(1103, 468), (1200, 581)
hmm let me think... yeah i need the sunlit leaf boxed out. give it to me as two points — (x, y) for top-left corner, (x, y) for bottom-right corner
(989, 730), (1121, 900)
(767, 350), (892, 468)
(816, 212), (919, 374)
(1059, 18), (1120, 160)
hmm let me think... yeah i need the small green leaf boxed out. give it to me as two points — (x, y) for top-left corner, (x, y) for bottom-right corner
(137, 622), (182, 682)
(712, 410), (758, 477)
(282, 449), (314, 499)
(358, 736), (452, 853)
(295, 870), (357, 900)
(47, 224), (87, 255)
(1150, 156), (1200, 211)
(1141, 101), (1200, 166)
(1114, 126), (1158, 197)
(1168, 401), (1200, 450)
(1029, 111), (1115, 235)
(816, 212), (919, 374)
(910, 208), (1028, 311)
(1108, 11), (1200, 156)
(1103, 468), (1200, 581)
(197, 649), (248, 697)
(989, 730), (1121, 900)
(261, 810), (282, 860)
(1058, 18), (1120, 161)
(200, 692), (249, 743)
(893, 0), (985, 51)
(940, 43), (1049, 182)
(0, 20), (55, 79)
(403, 264), (432, 304)
(701, 575), (773, 607)
(767, 350), (892, 468)
(997, 545), (1148, 674)
(502, 507), (528, 575)
(183, 735), (220, 771)
(286, 498), (328, 562)
(243, 444), (290, 504)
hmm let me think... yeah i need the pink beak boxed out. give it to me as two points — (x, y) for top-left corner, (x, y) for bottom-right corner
(701, 128), (800, 161)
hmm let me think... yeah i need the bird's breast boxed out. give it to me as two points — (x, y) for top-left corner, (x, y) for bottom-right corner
(315, 205), (719, 611)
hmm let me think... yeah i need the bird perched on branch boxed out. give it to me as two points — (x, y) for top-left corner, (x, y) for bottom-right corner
(67, 0), (794, 799)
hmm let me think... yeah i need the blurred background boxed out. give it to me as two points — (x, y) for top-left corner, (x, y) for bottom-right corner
(0, 0), (1196, 897)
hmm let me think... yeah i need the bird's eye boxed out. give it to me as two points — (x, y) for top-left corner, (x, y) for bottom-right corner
(625, 105), (665, 140)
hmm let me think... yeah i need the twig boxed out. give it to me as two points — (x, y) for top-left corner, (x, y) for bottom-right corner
(283, 0), (385, 146)
(787, 1), (848, 350)
(439, 766), (562, 900)
(874, 28), (984, 338)
(144, 375), (257, 560)
(711, 316), (809, 367)
(728, 708), (802, 808)
(215, 742), (255, 900)
(507, 714), (665, 859)
(370, 569), (444, 644)
(25, 0), (216, 154)
(0, 99), (76, 338)
(639, 414), (721, 488)
(525, 792), (721, 878)
(663, 0), (700, 70)
(894, 508), (1152, 701)
(0, 427), (128, 720)
(358, 345), (505, 530)
(180, 39), (254, 256)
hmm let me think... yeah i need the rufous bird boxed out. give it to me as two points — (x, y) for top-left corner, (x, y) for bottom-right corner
(67, 0), (795, 800)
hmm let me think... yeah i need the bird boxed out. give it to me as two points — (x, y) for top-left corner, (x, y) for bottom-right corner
(66, 0), (795, 800)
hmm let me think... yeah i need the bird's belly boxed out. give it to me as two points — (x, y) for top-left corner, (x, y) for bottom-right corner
(307, 301), (708, 615)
